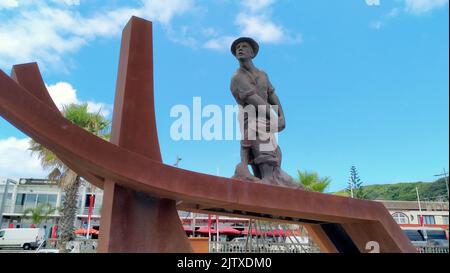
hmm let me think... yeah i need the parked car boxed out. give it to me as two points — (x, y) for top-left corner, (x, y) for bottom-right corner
(402, 227), (449, 248)
(0, 228), (45, 250)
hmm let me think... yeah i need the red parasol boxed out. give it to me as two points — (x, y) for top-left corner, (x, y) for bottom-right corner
(74, 228), (99, 235)
(195, 226), (217, 234)
(241, 227), (264, 236)
(219, 226), (242, 235)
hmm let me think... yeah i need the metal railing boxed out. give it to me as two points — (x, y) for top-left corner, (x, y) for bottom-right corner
(209, 241), (320, 253)
(416, 247), (449, 253)
(79, 207), (101, 216)
(38, 238), (98, 253)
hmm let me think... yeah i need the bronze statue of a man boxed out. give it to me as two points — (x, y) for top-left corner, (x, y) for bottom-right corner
(230, 37), (302, 189)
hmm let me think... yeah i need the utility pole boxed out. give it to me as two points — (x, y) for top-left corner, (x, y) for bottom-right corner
(416, 187), (428, 240)
(348, 181), (354, 198)
(0, 179), (17, 228)
(434, 168), (449, 201)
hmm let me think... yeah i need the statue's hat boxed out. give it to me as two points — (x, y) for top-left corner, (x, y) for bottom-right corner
(231, 37), (259, 58)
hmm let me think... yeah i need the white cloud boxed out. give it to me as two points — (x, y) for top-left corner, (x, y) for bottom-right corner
(370, 0), (448, 30)
(0, 137), (47, 179)
(236, 0), (300, 44)
(47, 82), (78, 109)
(0, 0), (18, 9)
(46, 81), (112, 117)
(0, 0), (195, 70)
(203, 36), (237, 51)
(202, 27), (218, 37)
(236, 13), (285, 43)
(142, 0), (194, 25)
(241, 0), (275, 12)
(203, 0), (301, 51)
(51, 0), (80, 6)
(0, 81), (111, 180)
(86, 101), (111, 117)
(405, 0), (449, 14)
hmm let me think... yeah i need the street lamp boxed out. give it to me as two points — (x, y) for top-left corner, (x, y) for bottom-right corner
(0, 179), (17, 228)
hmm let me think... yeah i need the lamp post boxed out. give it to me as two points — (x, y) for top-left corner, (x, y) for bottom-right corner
(86, 194), (95, 239)
(0, 179), (17, 228)
(173, 156), (182, 167)
(416, 186), (428, 241)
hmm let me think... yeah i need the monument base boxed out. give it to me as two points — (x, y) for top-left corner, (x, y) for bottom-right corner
(98, 181), (192, 253)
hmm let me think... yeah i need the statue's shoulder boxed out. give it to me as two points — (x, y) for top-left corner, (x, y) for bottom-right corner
(230, 69), (248, 86)
(258, 69), (269, 77)
(231, 69), (245, 81)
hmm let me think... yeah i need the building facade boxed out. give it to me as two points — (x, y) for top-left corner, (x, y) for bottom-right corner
(0, 178), (102, 238)
(1, 178), (449, 242)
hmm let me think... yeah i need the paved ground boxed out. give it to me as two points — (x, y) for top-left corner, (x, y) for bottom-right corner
(0, 249), (36, 253)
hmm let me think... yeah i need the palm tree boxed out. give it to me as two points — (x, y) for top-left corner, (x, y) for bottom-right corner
(23, 203), (57, 227)
(29, 103), (110, 252)
(297, 170), (331, 193)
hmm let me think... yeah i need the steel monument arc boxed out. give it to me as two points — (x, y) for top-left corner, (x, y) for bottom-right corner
(0, 16), (415, 253)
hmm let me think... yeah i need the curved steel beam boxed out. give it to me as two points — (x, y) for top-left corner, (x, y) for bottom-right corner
(0, 68), (415, 252)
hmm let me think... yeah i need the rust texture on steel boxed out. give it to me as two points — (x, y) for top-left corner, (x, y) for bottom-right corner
(0, 16), (415, 253)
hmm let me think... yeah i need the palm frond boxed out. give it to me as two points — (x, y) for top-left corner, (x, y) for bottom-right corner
(297, 170), (331, 193)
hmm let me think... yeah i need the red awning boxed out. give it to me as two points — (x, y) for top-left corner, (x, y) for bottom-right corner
(74, 228), (99, 235)
(183, 226), (193, 233)
(241, 228), (263, 236)
(195, 226), (217, 234)
(219, 226), (242, 235)
(265, 229), (300, 237)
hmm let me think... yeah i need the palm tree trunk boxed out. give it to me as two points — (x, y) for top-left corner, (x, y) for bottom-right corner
(58, 169), (80, 252)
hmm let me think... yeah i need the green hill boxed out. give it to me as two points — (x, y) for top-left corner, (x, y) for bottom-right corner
(334, 177), (448, 201)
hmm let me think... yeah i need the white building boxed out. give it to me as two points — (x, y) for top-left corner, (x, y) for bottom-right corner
(0, 178), (102, 238)
(377, 200), (449, 226)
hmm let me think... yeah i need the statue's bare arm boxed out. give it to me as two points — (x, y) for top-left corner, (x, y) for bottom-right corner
(266, 76), (286, 132)
(232, 75), (273, 120)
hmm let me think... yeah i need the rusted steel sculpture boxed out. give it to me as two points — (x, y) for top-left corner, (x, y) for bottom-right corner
(0, 16), (415, 253)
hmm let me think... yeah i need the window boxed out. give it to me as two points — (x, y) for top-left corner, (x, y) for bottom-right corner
(424, 215), (436, 225)
(0, 230), (4, 238)
(427, 230), (447, 240)
(36, 194), (57, 207)
(84, 194), (95, 207)
(392, 212), (409, 224)
(60, 193), (65, 206)
(47, 195), (57, 207)
(443, 216), (449, 225)
(0, 193), (12, 206)
(24, 194), (37, 208)
(37, 194), (48, 205)
(404, 230), (425, 241)
(15, 193), (25, 205)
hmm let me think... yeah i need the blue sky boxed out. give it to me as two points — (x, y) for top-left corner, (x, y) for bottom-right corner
(0, 0), (448, 192)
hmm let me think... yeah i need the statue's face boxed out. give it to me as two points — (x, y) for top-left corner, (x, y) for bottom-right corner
(235, 42), (254, 60)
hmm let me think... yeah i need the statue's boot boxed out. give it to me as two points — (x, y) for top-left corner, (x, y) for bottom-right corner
(259, 163), (278, 186)
(275, 168), (304, 189)
(259, 164), (304, 189)
(232, 162), (260, 182)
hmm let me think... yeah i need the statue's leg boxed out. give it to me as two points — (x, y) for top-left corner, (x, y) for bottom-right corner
(232, 144), (259, 181)
(258, 163), (277, 185)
